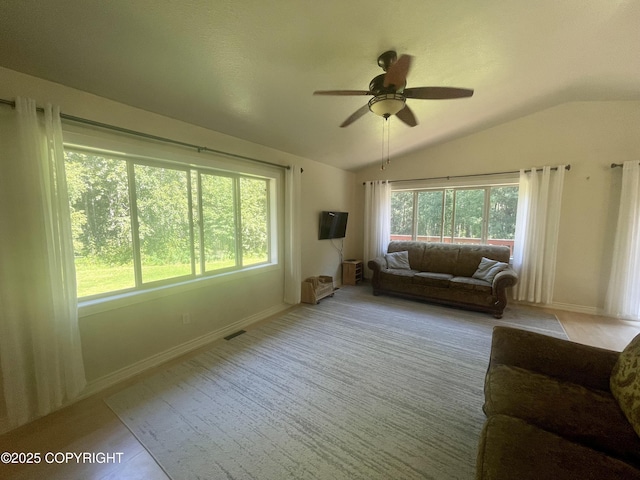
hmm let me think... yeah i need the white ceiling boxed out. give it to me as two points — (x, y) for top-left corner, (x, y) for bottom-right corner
(1, 1), (639, 171)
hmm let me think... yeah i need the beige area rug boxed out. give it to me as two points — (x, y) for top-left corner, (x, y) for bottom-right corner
(106, 286), (566, 480)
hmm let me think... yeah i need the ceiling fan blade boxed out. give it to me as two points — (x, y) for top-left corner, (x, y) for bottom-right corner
(383, 54), (413, 89)
(404, 87), (474, 99)
(313, 90), (372, 96)
(395, 105), (418, 127)
(340, 104), (370, 128)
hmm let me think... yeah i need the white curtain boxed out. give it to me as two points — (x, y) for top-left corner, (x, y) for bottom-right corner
(512, 165), (565, 304)
(283, 165), (302, 304)
(605, 161), (640, 320)
(0, 98), (86, 432)
(363, 180), (391, 278)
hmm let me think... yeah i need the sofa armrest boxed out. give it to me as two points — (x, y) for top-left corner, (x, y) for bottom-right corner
(367, 256), (386, 292)
(367, 256), (386, 273)
(489, 326), (620, 392)
(491, 268), (518, 292)
(488, 269), (518, 318)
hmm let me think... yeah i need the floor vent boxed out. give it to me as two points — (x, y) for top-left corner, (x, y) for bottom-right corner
(224, 330), (246, 341)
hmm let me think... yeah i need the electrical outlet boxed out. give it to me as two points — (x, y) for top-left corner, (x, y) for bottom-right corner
(182, 313), (191, 325)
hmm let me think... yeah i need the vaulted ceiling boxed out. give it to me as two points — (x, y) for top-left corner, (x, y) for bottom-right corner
(1, 1), (639, 171)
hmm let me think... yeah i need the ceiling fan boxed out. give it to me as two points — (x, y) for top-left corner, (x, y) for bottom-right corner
(314, 50), (474, 128)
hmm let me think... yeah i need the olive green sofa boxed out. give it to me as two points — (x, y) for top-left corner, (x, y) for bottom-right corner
(477, 327), (640, 479)
(368, 241), (518, 318)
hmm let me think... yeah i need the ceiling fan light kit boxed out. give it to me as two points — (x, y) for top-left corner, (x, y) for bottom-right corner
(368, 93), (406, 117)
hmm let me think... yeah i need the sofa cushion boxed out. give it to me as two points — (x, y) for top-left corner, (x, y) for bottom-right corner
(385, 250), (411, 270)
(484, 364), (640, 468)
(449, 276), (492, 292)
(610, 333), (640, 438)
(422, 243), (460, 274)
(488, 326), (619, 393)
(477, 414), (640, 480)
(379, 269), (418, 285)
(472, 257), (509, 283)
(413, 272), (453, 288)
(387, 241), (427, 271)
(455, 244), (511, 277)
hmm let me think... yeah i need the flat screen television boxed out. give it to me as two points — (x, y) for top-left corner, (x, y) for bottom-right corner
(318, 211), (348, 239)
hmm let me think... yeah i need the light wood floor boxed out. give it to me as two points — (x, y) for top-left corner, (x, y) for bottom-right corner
(1, 305), (639, 480)
(547, 308), (640, 352)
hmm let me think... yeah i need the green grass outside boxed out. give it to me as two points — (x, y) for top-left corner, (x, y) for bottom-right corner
(75, 256), (267, 298)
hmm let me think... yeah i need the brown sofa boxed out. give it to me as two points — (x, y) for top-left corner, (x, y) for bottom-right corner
(368, 241), (518, 318)
(477, 327), (640, 479)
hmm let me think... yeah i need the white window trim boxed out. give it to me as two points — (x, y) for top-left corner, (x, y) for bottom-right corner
(78, 262), (281, 317)
(390, 178), (519, 247)
(63, 127), (283, 315)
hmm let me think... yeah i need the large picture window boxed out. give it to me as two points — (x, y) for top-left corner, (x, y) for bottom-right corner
(65, 147), (274, 299)
(390, 185), (518, 254)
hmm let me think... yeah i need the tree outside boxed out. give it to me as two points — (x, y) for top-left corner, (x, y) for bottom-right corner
(390, 186), (518, 252)
(65, 149), (271, 298)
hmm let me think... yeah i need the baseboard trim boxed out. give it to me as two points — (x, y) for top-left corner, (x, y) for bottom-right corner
(82, 302), (292, 398)
(0, 303), (294, 435)
(549, 302), (599, 315)
(513, 299), (599, 316)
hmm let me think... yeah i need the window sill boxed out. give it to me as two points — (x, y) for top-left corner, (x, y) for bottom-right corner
(78, 263), (281, 318)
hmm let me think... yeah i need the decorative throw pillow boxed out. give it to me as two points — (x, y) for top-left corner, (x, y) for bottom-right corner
(611, 333), (640, 437)
(385, 250), (411, 270)
(472, 257), (509, 283)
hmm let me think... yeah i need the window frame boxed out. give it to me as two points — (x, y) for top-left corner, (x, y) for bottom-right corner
(63, 129), (281, 317)
(390, 178), (519, 250)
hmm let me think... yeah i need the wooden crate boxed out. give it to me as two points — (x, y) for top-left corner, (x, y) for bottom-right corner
(301, 276), (334, 304)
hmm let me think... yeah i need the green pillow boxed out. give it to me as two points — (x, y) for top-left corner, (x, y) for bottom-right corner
(611, 333), (640, 437)
(472, 257), (509, 283)
(385, 250), (411, 270)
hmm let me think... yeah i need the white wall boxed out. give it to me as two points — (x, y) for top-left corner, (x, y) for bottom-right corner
(299, 161), (359, 281)
(0, 67), (356, 388)
(355, 100), (640, 313)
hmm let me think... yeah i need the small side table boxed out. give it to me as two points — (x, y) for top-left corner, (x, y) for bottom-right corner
(342, 259), (363, 285)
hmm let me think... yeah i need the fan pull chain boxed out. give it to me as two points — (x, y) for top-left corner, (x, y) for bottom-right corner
(386, 116), (391, 165)
(381, 118), (386, 170)
(380, 117), (391, 170)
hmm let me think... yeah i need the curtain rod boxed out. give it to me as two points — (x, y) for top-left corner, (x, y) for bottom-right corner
(611, 163), (640, 168)
(0, 98), (290, 170)
(362, 164), (571, 185)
